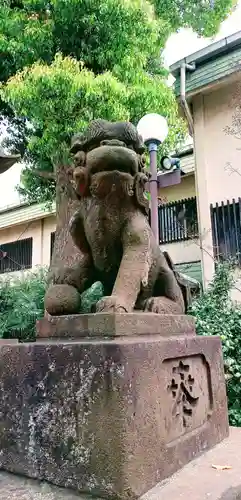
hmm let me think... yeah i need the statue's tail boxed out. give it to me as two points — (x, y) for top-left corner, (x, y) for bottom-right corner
(163, 251), (201, 313)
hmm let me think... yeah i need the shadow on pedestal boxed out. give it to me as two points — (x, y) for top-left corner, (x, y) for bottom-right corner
(0, 313), (229, 499)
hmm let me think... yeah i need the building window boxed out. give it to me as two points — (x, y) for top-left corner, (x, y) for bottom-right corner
(211, 198), (241, 264)
(50, 231), (55, 259)
(157, 197), (198, 244)
(0, 238), (33, 274)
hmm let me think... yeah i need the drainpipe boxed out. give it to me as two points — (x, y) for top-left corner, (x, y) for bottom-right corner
(180, 62), (196, 136)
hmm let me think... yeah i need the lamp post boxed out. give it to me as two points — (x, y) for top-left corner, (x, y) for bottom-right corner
(137, 113), (169, 244)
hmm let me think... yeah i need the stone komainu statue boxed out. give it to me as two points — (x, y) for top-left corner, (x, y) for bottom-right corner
(45, 119), (188, 316)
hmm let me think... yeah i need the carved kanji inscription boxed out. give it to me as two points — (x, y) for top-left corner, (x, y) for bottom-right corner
(163, 355), (212, 443)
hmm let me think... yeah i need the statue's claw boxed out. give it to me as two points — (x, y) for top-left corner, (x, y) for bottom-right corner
(143, 297), (184, 314)
(95, 295), (129, 313)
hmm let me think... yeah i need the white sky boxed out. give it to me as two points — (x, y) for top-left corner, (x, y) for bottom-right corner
(164, 0), (241, 67)
(1, 0), (241, 209)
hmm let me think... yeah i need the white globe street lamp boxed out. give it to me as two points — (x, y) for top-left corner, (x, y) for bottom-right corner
(137, 113), (169, 145)
(137, 113), (169, 243)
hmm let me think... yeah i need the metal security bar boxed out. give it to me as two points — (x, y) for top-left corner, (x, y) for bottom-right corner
(0, 238), (33, 274)
(156, 197), (198, 244)
(210, 198), (241, 264)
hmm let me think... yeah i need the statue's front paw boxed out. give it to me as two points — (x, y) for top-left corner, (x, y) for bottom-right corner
(143, 297), (183, 314)
(95, 296), (129, 313)
(45, 284), (81, 316)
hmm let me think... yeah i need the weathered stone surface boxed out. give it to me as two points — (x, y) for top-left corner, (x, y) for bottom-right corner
(220, 488), (241, 500)
(36, 312), (196, 338)
(0, 324), (228, 499)
(0, 340), (18, 345)
(0, 471), (97, 500)
(2, 429), (241, 500)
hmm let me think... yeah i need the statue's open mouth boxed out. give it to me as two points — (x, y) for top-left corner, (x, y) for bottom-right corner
(70, 121), (147, 200)
(85, 144), (139, 178)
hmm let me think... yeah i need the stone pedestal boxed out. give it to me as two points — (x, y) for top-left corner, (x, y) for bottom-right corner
(0, 313), (228, 499)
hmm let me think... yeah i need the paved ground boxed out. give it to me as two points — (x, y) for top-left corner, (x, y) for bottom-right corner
(142, 427), (241, 500)
(1, 428), (241, 500)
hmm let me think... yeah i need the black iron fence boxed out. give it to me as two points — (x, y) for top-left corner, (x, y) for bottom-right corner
(210, 198), (241, 264)
(0, 237), (33, 274)
(155, 197), (198, 244)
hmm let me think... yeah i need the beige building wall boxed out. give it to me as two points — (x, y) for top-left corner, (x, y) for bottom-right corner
(0, 214), (56, 276)
(231, 268), (241, 304)
(193, 95), (215, 289)
(192, 77), (241, 290)
(158, 174), (195, 203)
(42, 215), (56, 266)
(158, 173), (200, 269)
(0, 220), (42, 268)
(161, 240), (201, 265)
(203, 80), (241, 205)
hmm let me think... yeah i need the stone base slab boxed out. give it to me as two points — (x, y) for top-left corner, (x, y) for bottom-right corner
(36, 312), (196, 338)
(0, 471), (90, 500)
(1, 428), (241, 500)
(0, 339), (18, 345)
(0, 331), (228, 499)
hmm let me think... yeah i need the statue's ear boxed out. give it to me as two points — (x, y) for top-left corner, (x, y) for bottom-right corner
(133, 172), (149, 215)
(73, 166), (90, 197)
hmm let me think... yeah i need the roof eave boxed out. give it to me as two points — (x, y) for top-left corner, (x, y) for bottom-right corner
(174, 70), (239, 101)
(170, 30), (241, 78)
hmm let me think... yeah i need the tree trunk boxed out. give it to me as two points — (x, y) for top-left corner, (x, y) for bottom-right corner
(51, 164), (82, 271)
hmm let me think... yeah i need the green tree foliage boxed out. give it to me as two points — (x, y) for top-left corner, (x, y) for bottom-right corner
(154, 0), (236, 37)
(0, 0), (236, 202)
(190, 262), (241, 426)
(1, 54), (184, 202)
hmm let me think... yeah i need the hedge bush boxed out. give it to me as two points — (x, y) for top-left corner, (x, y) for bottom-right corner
(189, 262), (241, 426)
(0, 267), (48, 341)
(0, 268), (103, 342)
